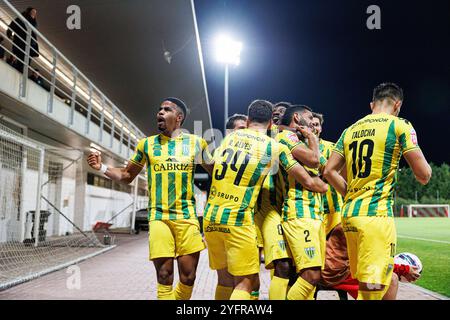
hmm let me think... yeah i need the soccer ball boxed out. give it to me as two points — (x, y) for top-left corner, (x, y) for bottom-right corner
(394, 252), (423, 281)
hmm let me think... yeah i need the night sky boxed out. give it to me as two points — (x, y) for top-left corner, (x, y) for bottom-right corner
(195, 0), (450, 164)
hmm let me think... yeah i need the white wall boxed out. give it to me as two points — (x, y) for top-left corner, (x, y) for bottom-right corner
(85, 185), (147, 230)
(19, 166), (78, 238)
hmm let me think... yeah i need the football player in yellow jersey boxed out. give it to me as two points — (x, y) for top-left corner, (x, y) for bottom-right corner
(204, 100), (328, 300)
(312, 112), (419, 300)
(311, 112), (344, 236)
(254, 101), (299, 300)
(227, 105), (288, 300)
(214, 113), (249, 300)
(87, 98), (213, 300)
(312, 112), (350, 292)
(324, 83), (432, 300)
(225, 113), (265, 301)
(275, 105), (335, 300)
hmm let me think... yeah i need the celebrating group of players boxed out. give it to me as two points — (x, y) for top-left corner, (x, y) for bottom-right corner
(87, 82), (432, 300)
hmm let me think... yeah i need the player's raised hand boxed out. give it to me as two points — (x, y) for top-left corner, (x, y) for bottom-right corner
(87, 151), (102, 170)
(404, 266), (421, 282)
(296, 125), (312, 138)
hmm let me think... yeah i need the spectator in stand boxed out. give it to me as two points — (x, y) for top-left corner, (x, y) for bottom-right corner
(6, 55), (17, 68)
(29, 68), (48, 91)
(7, 7), (40, 72)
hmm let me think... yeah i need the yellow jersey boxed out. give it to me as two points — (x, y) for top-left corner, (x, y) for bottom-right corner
(320, 139), (344, 215)
(333, 113), (420, 217)
(129, 132), (212, 221)
(204, 128), (298, 226)
(276, 130), (323, 221)
(256, 123), (283, 212)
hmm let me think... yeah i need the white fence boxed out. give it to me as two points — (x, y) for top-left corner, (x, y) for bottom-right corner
(0, 120), (147, 289)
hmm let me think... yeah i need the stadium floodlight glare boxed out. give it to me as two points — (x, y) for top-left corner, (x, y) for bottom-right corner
(215, 34), (242, 66)
(215, 34), (242, 132)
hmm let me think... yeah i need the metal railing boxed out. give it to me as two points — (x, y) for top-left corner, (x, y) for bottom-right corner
(0, 0), (144, 157)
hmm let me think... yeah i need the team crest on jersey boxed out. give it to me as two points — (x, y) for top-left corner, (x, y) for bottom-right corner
(410, 129), (418, 146)
(304, 247), (316, 259)
(286, 132), (299, 143)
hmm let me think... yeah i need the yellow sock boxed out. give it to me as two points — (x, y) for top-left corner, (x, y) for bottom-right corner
(215, 285), (234, 300)
(358, 290), (385, 300)
(269, 276), (289, 300)
(157, 283), (175, 300)
(250, 291), (259, 300)
(230, 289), (251, 300)
(174, 282), (194, 300)
(287, 277), (315, 300)
(307, 286), (317, 300)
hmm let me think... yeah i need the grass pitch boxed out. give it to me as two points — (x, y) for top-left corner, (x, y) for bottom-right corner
(395, 218), (450, 297)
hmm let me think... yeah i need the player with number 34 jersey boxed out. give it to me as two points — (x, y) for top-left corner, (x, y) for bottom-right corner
(203, 100), (328, 300)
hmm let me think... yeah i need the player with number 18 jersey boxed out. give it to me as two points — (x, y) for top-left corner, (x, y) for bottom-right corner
(333, 113), (420, 289)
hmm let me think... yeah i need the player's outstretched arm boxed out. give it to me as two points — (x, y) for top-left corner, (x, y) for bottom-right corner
(287, 164), (328, 194)
(323, 151), (347, 197)
(403, 149), (432, 185)
(87, 151), (142, 185)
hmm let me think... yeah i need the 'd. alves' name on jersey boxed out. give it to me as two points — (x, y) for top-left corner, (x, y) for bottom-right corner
(130, 133), (212, 221)
(204, 128), (298, 227)
(334, 113), (420, 217)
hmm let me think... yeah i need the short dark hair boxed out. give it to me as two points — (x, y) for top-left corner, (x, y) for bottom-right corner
(280, 104), (312, 126)
(372, 83), (403, 102)
(23, 7), (36, 17)
(312, 112), (324, 125)
(164, 97), (188, 125)
(226, 113), (247, 129)
(247, 100), (273, 124)
(274, 101), (291, 109)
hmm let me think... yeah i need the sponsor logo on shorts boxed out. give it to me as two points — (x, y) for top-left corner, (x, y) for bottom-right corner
(278, 240), (286, 251)
(342, 225), (357, 233)
(304, 247), (316, 259)
(205, 225), (231, 234)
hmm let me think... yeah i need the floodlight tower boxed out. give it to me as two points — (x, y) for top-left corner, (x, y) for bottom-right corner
(215, 34), (242, 134)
